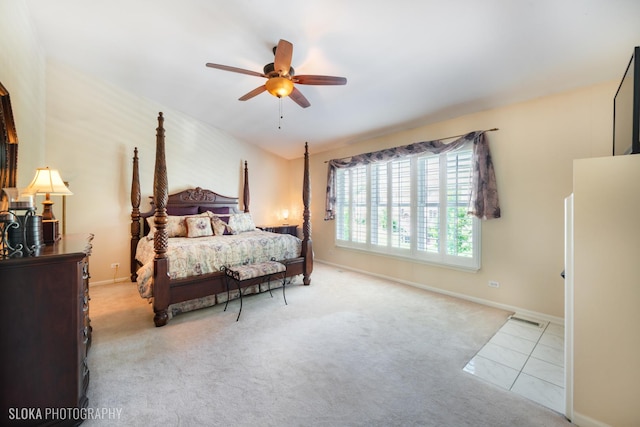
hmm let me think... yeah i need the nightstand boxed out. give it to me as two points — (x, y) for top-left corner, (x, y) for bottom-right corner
(259, 224), (298, 237)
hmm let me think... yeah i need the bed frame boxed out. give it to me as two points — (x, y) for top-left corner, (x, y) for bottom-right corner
(130, 112), (313, 327)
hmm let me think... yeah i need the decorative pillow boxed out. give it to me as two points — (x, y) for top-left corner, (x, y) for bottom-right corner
(210, 216), (229, 236)
(186, 216), (214, 238)
(147, 213), (209, 237)
(210, 214), (233, 235)
(147, 215), (187, 237)
(228, 212), (256, 234)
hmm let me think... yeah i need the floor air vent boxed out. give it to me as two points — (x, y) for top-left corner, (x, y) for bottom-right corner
(509, 315), (543, 328)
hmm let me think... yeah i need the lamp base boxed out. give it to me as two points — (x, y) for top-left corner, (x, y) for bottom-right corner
(43, 219), (60, 244)
(41, 195), (55, 221)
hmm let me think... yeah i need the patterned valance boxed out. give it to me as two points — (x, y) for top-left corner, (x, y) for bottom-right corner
(324, 131), (501, 221)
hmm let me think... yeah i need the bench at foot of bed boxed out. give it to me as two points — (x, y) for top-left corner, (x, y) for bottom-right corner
(223, 261), (288, 321)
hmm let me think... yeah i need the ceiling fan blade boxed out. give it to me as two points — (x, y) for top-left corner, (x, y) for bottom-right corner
(239, 85), (267, 101)
(289, 87), (311, 108)
(206, 63), (265, 78)
(293, 75), (347, 85)
(274, 39), (293, 76)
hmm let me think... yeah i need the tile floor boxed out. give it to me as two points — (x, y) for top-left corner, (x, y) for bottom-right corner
(463, 316), (565, 414)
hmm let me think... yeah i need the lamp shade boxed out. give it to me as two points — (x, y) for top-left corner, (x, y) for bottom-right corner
(26, 167), (73, 196)
(265, 77), (294, 98)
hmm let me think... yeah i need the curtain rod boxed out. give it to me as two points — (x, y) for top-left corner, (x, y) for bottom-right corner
(324, 128), (499, 163)
(437, 127), (499, 141)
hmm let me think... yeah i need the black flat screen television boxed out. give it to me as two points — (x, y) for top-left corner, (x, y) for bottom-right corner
(613, 46), (640, 155)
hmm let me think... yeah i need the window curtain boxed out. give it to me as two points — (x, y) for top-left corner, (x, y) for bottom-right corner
(324, 130), (501, 220)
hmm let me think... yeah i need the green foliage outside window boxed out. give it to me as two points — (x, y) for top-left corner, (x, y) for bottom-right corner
(447, 207), (473, 257)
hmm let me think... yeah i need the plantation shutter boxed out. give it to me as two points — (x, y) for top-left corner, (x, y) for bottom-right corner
(446, 150), (474, 257)
(417, 155), (440, 254)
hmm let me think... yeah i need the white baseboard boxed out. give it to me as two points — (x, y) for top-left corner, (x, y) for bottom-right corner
(571, 412), (612, 427)
(90, 277), (131, 286)
(316, 259), (564, 325)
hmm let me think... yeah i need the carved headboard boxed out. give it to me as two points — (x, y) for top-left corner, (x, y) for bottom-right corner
(140, 187), (243, 236)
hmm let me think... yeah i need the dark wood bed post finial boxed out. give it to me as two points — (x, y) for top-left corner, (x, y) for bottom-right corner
(153, 112), (170, 327)
(302, 142), (313, 286)
(243, 160), (250, 213)
(130, 147), (141, 281)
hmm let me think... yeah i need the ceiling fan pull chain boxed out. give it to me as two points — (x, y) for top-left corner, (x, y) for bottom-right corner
(278, 97), (284, 130)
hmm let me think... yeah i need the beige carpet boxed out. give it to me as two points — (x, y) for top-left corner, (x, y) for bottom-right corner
(84, 263), (572, 426)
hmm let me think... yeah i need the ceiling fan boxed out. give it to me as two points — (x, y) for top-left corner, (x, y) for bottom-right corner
(205, 39), (347, 108)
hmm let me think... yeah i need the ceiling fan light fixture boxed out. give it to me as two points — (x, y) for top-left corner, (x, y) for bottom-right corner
(265, 77), (294, 98)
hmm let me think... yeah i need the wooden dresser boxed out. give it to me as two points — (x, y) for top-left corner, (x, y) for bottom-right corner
(0, 234), (93, 426)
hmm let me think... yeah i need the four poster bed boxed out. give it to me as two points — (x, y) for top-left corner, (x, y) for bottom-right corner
(130, 112), (313, 327)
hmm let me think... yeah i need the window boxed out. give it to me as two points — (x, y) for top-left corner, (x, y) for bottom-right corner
(335, 146), (480, 270)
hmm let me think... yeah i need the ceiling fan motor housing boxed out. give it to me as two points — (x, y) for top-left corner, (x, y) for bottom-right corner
(263, 62), (295, 78)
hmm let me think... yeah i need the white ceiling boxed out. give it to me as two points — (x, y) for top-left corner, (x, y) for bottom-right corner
(24, 0), (640, 159)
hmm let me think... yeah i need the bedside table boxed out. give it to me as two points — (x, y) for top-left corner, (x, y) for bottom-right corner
(259, 224), (298, 237)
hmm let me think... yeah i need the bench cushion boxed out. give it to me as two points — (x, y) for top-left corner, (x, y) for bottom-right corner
(225, 261), (286, 281)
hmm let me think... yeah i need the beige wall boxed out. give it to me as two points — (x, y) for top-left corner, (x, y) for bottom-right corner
(573, 155), (640, 427)
(304, 82), (615, 319)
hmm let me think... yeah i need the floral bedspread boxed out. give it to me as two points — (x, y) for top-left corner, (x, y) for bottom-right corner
(135, 230), (302, 299)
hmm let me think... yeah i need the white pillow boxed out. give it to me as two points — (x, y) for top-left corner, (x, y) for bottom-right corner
(228, 212), (256, 234)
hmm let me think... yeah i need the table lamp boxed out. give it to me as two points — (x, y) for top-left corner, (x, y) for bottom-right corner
(26, 167), (73, 220)
(26, 167), (72, 243)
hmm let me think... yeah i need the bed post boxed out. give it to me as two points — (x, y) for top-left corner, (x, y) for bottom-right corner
(130, 147), (141, 281)
(243, 160), (250, 213)
(302, 142), (313, 285)
(152, 112), (170, 327)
